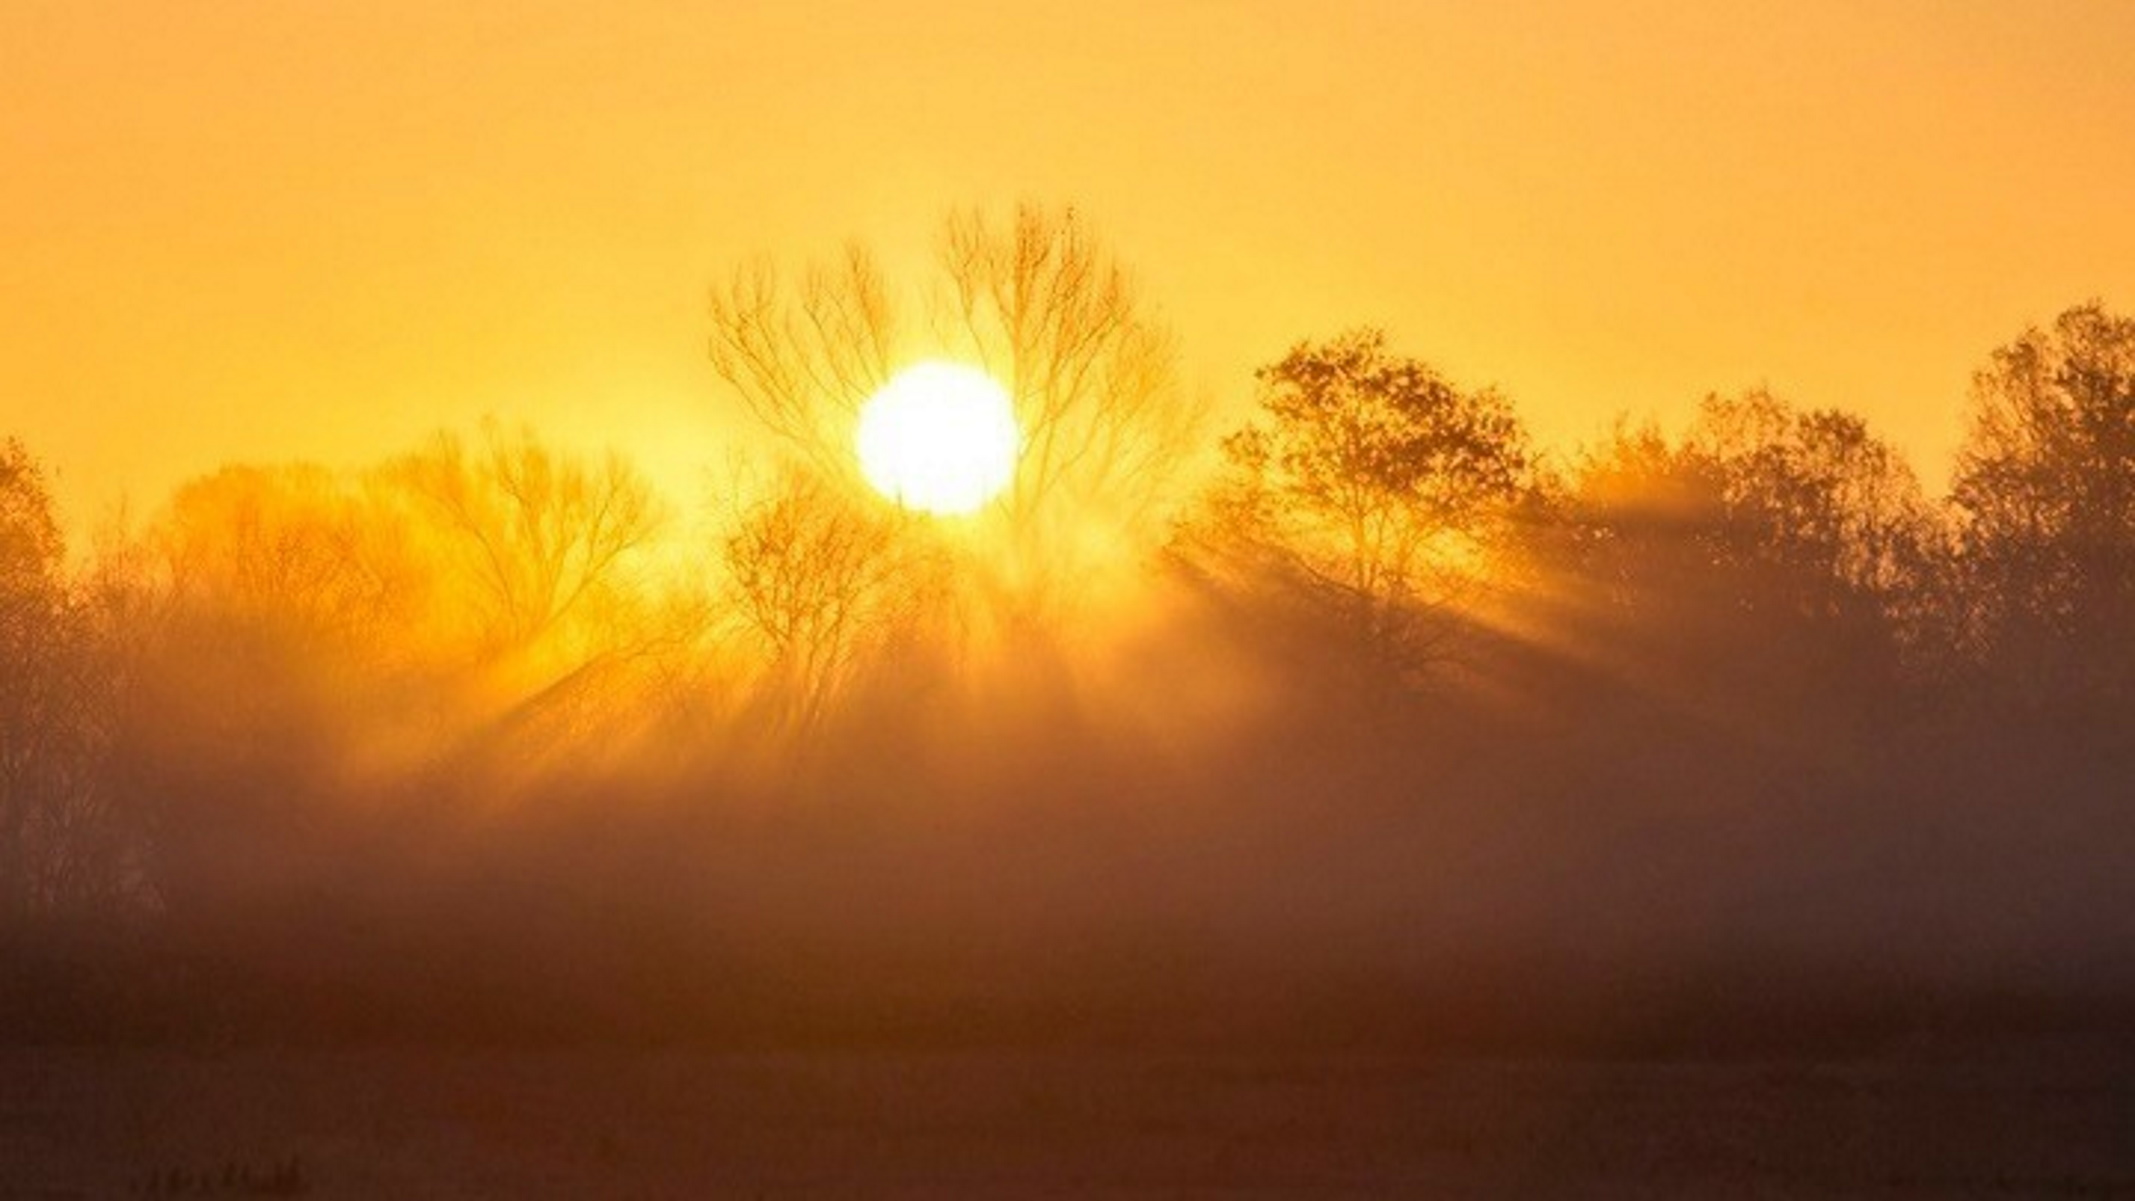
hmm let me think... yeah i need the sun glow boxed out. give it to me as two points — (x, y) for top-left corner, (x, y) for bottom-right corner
(855, 362), (1020, 515)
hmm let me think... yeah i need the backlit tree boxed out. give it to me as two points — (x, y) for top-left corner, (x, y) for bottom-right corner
(707, 203), (1200, 616)
(1186, 330), (1533, 677)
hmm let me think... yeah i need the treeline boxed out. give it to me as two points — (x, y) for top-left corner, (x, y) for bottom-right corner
(1, 207), (2129, 1047)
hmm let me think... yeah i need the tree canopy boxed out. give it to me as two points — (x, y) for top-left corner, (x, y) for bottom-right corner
(1188, 329), (1533, 675)
(1952, 301), (2135, 703)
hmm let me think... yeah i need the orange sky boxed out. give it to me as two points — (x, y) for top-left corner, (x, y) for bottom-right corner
(6, 1), (2133, 530)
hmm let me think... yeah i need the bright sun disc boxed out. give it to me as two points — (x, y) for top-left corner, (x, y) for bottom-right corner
(855, 362), (1019, 515)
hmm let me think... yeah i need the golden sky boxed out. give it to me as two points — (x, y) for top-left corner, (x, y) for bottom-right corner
(6, 1), (2133, 528)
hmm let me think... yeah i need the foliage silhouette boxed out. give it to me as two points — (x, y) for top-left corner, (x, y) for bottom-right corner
(1182, 329), (1533, 680)
(1551, 395), (1944, 747)
(1953, 301), (2135, 713)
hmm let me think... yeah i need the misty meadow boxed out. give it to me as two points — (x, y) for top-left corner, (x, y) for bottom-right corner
(5, 210), (2131, 1060)
(6, 4), (2135, 1192)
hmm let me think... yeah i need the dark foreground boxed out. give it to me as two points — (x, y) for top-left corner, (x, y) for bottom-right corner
(4, 1040), (2132, 1199)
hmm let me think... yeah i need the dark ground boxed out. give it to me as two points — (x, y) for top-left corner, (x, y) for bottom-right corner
(3, 1037), (2132, 1199)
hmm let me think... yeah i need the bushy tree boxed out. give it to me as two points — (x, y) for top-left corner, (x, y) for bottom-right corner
(1951, 302), (2135, 706)
(1185, 330), (1533, 677)
(1690, 391), (1944, 643)
(1559, 392), (1946, 731)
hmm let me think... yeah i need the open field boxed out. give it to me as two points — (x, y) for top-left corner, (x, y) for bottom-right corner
(3, 1040), (2131, 1199)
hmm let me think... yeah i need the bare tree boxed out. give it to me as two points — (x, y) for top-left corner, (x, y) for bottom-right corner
(0, 440), (144, 917)
(157, 463), (418, 654)
(707, 203), (1200, 615)
(707, 246), (901, 484)
(370, 420), (687, 765)
(389, 420), (666, 661)
(935, 205), (1197, 592)
(721, 470), (940, 737)
(0, 437), (73, 915)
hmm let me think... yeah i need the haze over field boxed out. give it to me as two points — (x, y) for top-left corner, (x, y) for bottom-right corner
(4, 212), (2130, 1044)
(4, 7), (2135, 1197)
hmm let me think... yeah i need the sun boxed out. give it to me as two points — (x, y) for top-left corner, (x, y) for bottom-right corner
(855, 362), (1020, 515)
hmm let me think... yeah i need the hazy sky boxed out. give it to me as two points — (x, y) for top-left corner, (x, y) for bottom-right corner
(6, 0), (2133, 527)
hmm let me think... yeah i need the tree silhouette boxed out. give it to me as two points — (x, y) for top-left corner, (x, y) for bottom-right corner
(935, 205), (1196, 593)
(707, 203), (1199, 616)
(721, 470), (939, 737)
(0, 440), (142, 916)
(123, 463), (412, 869)
(1, 438), (71, 914)
(1688, 391), (1944, 651)
(379, 421), (683, 758)
(0, 439), (64, 626)
(707, 245), (898, 483)
(1184, 330), (1533, 678)
(390, 421), (666, 661)
(1560, 395), (1944, 732)
(1952, 302), (2135, 708)
(158, 463), (416, 656)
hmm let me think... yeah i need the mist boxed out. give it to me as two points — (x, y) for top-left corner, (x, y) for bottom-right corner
(5, 291), (2132, 1056)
